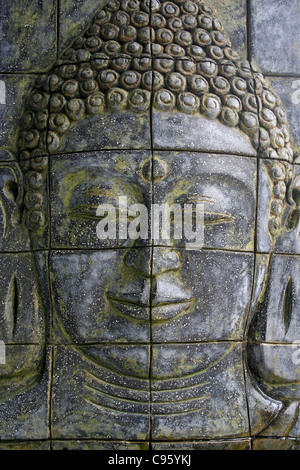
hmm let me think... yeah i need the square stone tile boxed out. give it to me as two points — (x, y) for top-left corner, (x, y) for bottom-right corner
(53, 109), (151, 154)
(266, 77), (300, 156)
(152, 152), (257, 252)
(151, 342), (249, 440)
(248, 343), (300, 402)
(151, 248), (254, 342)
(51, 345), (150, 440)
(250, 0), (300, 74)
(0, 252), (49, 344)
(0, 75), (36, 153)
(50, 150), (152, 249)
(0, 346), (51, 440)
(248, 254), (300, 344)
(152, 110), (257, 155)
(152, 439), (251, 450)
(52, 440), (149, 450)
(0, 441), (51, 450)
(257, 159), (300, 254)
(51, 249), (151, 344)
(58, 0), (107, 55)
(252, 438), (300, 450)
(213, 0), (248, 60)
(0, 0), (56, 73)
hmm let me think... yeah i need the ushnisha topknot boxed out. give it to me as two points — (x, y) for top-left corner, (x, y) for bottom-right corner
(17, 0), (295, 235)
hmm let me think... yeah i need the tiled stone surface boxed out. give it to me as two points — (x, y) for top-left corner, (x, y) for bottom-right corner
(0, 441), (51, 450)
(50, 151), (152, 249)
(250, 0), (300, 74)
(152, 152), (257, 251)
(0, 0), (300, 450)
(0, 0), (57, 73)
(0, 346), (51, 440)
(0, 161), (31, 252)
(51, 345), (150, 440)
(52, 440), (149, 450)
(0, 75), (36, 153)
(152, 439), (251, 450)
(252, 438), (300, 450)
(0, 252), (48, 344)
(59, 0), (108, 55)
(266, 77), (300, 156)
(51, 249), (151, 344)
(257, 159), (300, 255)
(152, 248), (254, 342)
(151, 342), (249, 440)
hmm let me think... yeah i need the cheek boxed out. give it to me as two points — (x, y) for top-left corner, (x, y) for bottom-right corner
(50, 251), (123, 342)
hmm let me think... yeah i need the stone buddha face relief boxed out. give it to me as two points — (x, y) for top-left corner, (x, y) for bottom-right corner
(1, 0), (300, 442)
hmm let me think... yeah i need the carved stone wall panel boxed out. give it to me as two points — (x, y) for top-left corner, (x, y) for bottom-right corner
(0, 346), (51, 440)
(250, 0), (300, 74)
(51, 345), (151, 440)
(50, 249), (151, 344)
(252, 438), (300, 450)
(151, 248), (254, 342)
(151, 342), (249, 440)
(0, 75), (36, 154)
(52, 440), (150, 450)
(257, 159), (300, 254)
(0, 0), (300, 450)
(152, 439), (251, 450)
(0, 252), (49, 344)
(0, 0), (57, 73)
(152, 152), (257, 251)
(50, 151), (152, 249)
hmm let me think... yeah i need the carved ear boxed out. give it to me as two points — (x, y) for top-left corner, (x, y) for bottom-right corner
(0, 159), (28, 249)
(286, 174), (300, 232)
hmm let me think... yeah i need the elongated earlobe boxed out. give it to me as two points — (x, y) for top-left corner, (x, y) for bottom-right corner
(0, 161), (30, 250)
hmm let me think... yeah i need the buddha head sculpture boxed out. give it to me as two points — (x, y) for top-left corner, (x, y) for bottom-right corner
(0, 0), (300, 445)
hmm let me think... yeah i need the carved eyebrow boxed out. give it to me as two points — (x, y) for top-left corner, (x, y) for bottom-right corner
(81, 188), (116, 198)
(186, 195), (216, 205)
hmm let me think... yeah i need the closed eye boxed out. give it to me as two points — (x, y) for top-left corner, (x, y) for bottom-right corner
(68, 204), (137, 222)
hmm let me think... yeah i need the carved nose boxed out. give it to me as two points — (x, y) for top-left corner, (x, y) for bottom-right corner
(152, 248), (180, 276)
(123, 248), (180, 276)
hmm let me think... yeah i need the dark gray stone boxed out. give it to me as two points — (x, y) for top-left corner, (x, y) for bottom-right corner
(0, 441), (51, 450)
(252, 438), (300, 450)
(59, 0), (107, 55)
(152, 111), (257, 155)
(0, 75), (36, 153)
(50, 151), (152, 249)
(0, 346), (50, 440)
(153, 152), (257, 252)
(257, 159), (300, 255)
(0, 252), (48, 344)
(250, 0), (300, 74)
(248, 254), (300, 344)
(51, 345), (150, 440)
(0, 161), (31, 252)
(0, 0), (56, 73)
(266, 77), (300, 157)
(151, 249), (253, 342)
(52, 440), (149, 450)
(56, 111), (151, 153)
(152, 439), (251, 450)
(51, 249), (151, 344)
(151, 342), (249, 440)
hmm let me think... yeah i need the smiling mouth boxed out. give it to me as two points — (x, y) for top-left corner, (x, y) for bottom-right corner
(106, 294), (194, 323)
